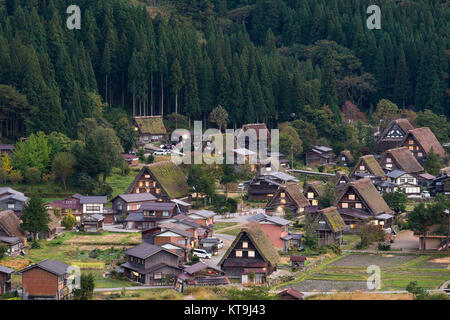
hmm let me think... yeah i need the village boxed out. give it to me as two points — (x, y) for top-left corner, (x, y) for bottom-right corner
(0, 115), (449, 301)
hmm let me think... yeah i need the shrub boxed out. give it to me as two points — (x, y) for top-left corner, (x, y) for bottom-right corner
(0, 244), (7, 260)
(0, 168), (8, 184)
(8, 170), (23, 184)
(42, 172), (55, 183)
(61, 214), (77, 230)
(25, 167), (41, 184)
(378, 243), (391, 251)
(31, 241), (41, 249)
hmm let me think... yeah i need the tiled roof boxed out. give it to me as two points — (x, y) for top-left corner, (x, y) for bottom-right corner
(113, 193), (157, 203)
(125, 242), (169, 259)
(18, 259), (69, 276)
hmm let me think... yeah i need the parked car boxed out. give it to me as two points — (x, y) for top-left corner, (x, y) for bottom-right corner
(153, 150), (170, 156)
(421, 191), (431, 199)
(192, 249), (212, 259)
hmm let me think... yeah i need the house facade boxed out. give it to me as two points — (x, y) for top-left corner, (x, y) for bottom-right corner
(175, 262), (229, 292)
(334, 178), (394, 229)
(303, 182), (325, 208)
(0, 210), (27, 256)
(0, 187), (28, 217)
(247, 172), (299, 201)
(376, 118), (414, 152)
(111, 193), (157, 221)
(337, 150), (354, 167)
(312, 207), (346, 246)
(124, 202), (178, 230)
(349, 155), (385, 182)
(265, 182), (310, 216)
(126, 162), (191, 202)
(218, 222), (280, 284)
(18, 260), (72, 300)
(429, 174), (450, 196)
(186, 210), (216, 227)
(379, 147), (424, 174)
(133, 116), (167, 145)
(385, 170), (421, 197)
(0, 265), (14, 294)
(400, 127), (446, 164)
(121, 243), (182, 285)
(305, 146), (334, 166)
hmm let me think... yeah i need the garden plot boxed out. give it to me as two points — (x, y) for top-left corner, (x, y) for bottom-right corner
(330, 254), (416, 268)
(283, 280), (368, 292)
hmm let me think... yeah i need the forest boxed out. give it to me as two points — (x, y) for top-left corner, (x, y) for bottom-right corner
(0, 0), (448, 143)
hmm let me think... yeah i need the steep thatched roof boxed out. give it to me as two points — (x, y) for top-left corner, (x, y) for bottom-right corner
(277, 182), (310, 208)
(126, 161), (190, 199)
(319, 207), (346, 232)
(306, 181), (325, 197)
(335, 178), (393, 216)
(218, 221), (280, 267)
(340, 150), (354, 163)
(402, 127), (445, 157)
(351, 155), (385, 177)
(378, 118), (414, 142)
(134, 116), (166, 135)
(0, 210), (26, 238)
(383, 147), (424, 174)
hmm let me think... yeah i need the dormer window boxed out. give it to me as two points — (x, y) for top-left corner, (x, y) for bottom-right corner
(242, 242), (248, 248)
(360, 165), (365, 171)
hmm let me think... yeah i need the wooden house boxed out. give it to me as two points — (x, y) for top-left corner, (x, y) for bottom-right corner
(46, 198), (83, 224)
(247, 214), (302, 251)
(82, 214), (104, 232)
(133, 116), (167, 145)
(153, 226), (192, 249)
(337, 150), (354, 167)
(111, 193), (157, 221)
(161, 214), (212, 243)
(122, 153), (139, 166)
(429, 174), (450, 196)
(0, 187), (28, 217)
(334, 178), (394, 229)
(186, 210), (216, 227)
(332, 171), (350, 191)
(175, 262), (229, 292)
(265, 182), (310, 216)
(126, 161), (191, 202)
(121, 243), (182, 285)
(237, 123), (271, 150)
(303, 181), (325, 207)
(379, 147), (424, 174)
(123, 202), (178, 230)
(277, 288), (304, 300)
(0, 265), (14, 294)
(218, 221), (280, 284)
(290, 256), (306, 269)
(17, 259), (72, 300)
(0, 144), (15, 156)
(247, 171), (299, 201)
(160, 242), (189, 263)
(349, 155), (385, 183)
(0, 210), (27, 256)
(418, 173), (436, 188)
(376, 118), (414, 152)
(385, 170), (421, 197)
(312, 207), (346, 246)
(305, 146), (334, 166)
(400, 127), (446, 163)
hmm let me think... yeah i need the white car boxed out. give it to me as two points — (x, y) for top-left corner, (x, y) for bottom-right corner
(421, 191), (431, 199)
(153, 150), (170, 156)
(192, 249), (212, 259)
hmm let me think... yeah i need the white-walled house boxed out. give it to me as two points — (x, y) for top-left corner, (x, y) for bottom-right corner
(385, 170), (421, 197)
(79, 196), (107, 214)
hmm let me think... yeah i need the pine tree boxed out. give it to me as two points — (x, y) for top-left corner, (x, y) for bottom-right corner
(170, 58), (184, 114)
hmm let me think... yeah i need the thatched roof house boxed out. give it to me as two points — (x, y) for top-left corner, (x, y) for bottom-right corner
(265, 182), (310, 216)
(380, 147), (424, 174)
(400, 127), (445, 159)
(350, 155), (385, 179)
(126, 161), (191, 201)
(133, 116), (167, 144)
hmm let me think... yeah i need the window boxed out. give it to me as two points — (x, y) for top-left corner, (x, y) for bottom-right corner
(145, 181), (149, 187)
(355, 203), (362, 209)
(248, 250), (255, 258)
(145, 175), (150, 179)
(409, 146), (414, 151)
(341, 202), (348, 208)
(139, 182), (143, 187)
(7, 203), (14, 209)
(348, 194), (355, 200)
(400, 179), (405, 184)
(236, 250), (242, 257)
(162, 211), (169, 217)
(280, 199), (286, 204)
(386, 164), (392, 168)
(178, 239), (185, 245)
(386, 158), (391, 163)
(156, 188), (161, 194)
(280, 193), (285, 198)
(418, 152), (423, 157)
(409, 139), (414, 145)
(359, 165), (365, 171)
(242, 242), (248, 248)
(312, 200), (318, 206)
(154, 272), (162, 279)
(135, 188), (140, 193)
(341, 157), (346, 161)
(307, 192), (314, 199)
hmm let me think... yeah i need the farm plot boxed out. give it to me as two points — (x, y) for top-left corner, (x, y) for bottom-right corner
(330, 253), (416, 268)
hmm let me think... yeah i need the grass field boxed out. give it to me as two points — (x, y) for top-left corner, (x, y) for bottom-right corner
(106, 169), (138, 199)
(278, 253), (450, 293)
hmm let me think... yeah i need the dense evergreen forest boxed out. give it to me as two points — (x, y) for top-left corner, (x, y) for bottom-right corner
(0, 0), (448, 142)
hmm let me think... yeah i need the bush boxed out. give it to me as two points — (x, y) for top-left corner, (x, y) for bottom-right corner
(62, 214), (77, 230)
(0, 244), (7, 260)
(0, 168), (8, 184)
(25, 167), (41, 184)
(42, 172), (55, 183)
(378, 243), (391, 251)
(146, 154), (154, 164)
(31, 241), (41, 249)
(8, 170), (23, 184)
